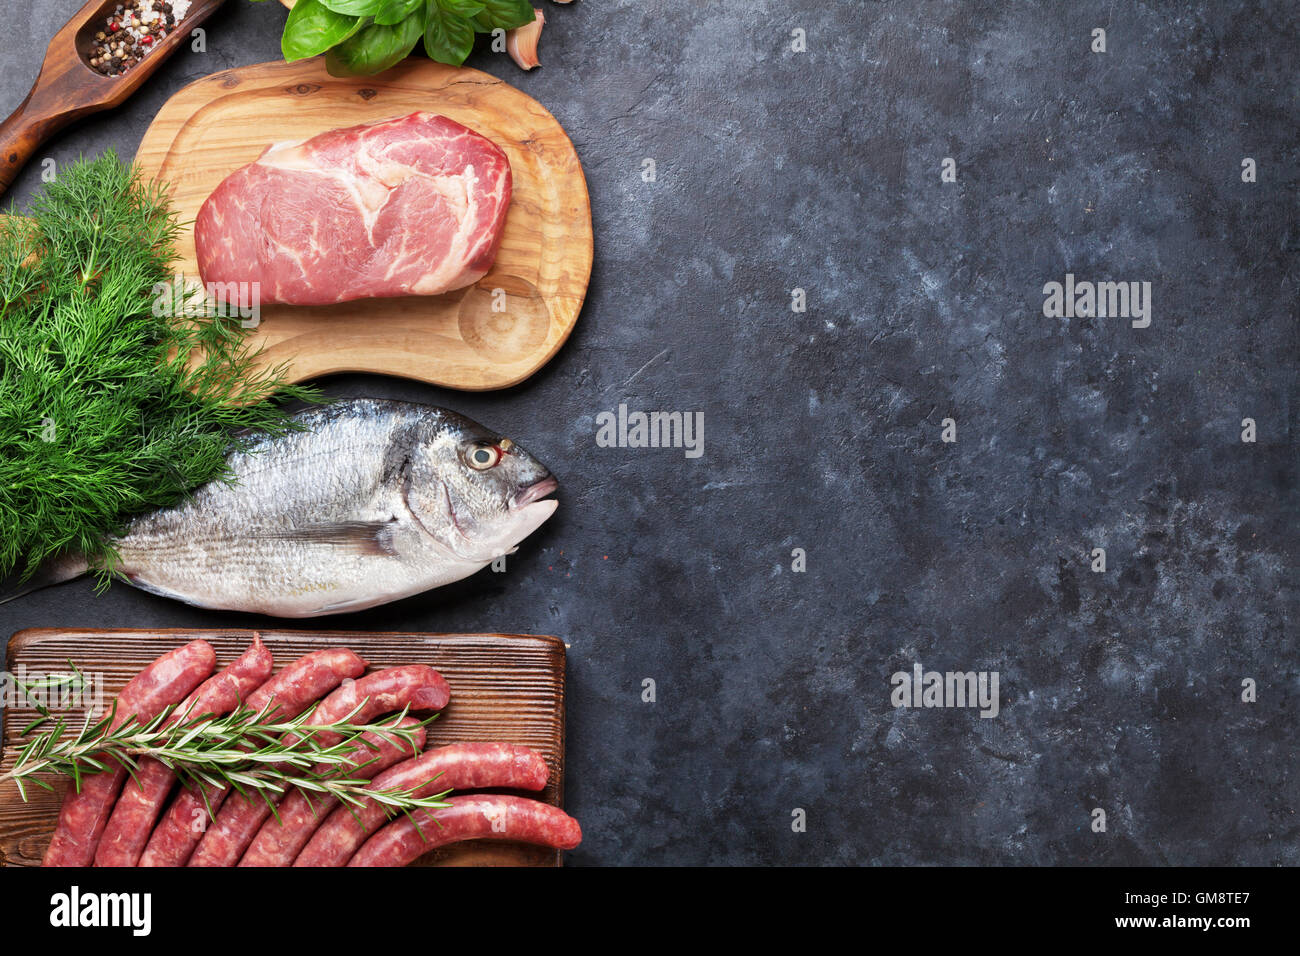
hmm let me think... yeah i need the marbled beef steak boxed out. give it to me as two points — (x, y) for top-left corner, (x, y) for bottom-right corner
(195, 112), (512, 306)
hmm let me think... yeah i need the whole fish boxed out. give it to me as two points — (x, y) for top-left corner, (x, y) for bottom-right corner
(2, 399), (557, 617)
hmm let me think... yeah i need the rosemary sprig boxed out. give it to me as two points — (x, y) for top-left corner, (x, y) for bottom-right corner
(0, 697), (451, 817)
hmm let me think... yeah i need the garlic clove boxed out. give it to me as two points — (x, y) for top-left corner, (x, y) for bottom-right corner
(507, 8), (545, 70)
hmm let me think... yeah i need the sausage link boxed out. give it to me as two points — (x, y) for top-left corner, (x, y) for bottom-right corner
(189, 664), (448, 867)
(93, 636), (274, 867)
(138, 648), (366, 867)
(238, 718), (427, 867)
(294, 743), (548, 867)
(42, 640), (217, 867)
(347, 795), (581, 867)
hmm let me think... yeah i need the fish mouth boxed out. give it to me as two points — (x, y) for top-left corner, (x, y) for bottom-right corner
(512, 475), (558, 510)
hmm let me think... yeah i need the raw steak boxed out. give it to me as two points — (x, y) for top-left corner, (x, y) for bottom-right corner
(195, 112), (512, 306)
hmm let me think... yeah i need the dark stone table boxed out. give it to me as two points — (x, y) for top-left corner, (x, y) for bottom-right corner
(1, 0), (1295, 865)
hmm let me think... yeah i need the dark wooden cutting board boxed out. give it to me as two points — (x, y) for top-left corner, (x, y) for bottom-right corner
(0, 628), (567, 867)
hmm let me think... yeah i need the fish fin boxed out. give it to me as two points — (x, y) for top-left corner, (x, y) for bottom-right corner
(253, 520), (399, 557)
(121, 572), (224, 610)
(311, 597), (378, 615)
(0, 553), (89, 606)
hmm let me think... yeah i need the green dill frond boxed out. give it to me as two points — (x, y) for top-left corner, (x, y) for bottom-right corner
(0, 151), (319, 580)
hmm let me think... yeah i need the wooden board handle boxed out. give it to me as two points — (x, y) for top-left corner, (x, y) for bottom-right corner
(0, 0), (232, 200)
(0, 87), (69, 195)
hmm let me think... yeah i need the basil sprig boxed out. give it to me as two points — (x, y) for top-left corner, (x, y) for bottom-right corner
(271, 0), (535, 76)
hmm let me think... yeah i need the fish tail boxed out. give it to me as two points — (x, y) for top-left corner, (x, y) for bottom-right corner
(0, 553), (89, 606)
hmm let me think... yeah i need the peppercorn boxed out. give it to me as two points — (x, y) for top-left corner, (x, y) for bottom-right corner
(88, 0), (184, 77)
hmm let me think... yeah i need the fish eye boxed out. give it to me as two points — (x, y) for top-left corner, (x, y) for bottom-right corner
(467, 444), (501, 470)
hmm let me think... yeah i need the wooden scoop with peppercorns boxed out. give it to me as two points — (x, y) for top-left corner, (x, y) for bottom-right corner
(0, 0), (226, 197)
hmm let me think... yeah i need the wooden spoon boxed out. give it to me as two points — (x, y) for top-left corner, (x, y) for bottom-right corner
(0, 0), (228, 197)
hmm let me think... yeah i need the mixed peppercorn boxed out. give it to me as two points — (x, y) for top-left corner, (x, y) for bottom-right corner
(88, 1), (190, 77)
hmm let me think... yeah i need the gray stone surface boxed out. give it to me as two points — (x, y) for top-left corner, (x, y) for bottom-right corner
(0, 1), (1296, 865)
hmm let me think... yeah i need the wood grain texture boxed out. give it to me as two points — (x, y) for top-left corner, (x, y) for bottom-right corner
(0, 0), (227, 197)
(133, 57), (592, 391)
(0, 628), (567, 867)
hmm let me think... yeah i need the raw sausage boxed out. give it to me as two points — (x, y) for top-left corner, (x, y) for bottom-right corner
(238, 718), (426, 867)
(93, 636), (274, 867)
(138, 647), (366, 867)
(138, 648), (366, 867)
(347, 795), (581, 867)
(294, 743), (548, 867)
(190, 663), (448, 866)
(42, 640), (217, 867)
(190, 664), (448, 867)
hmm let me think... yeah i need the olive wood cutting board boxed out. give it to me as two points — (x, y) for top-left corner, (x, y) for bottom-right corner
(133, 57), (592, 391)
(0, 628), (567, 867)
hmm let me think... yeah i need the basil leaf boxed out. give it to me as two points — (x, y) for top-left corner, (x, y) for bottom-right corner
(440, 0), (486, 17)
(325, 11), (425, 76)
(282, 0), (363, 62)
(317, 0), (388, 15)
(423, 3), (476, 66)
(472, 0), (534, 32)
(374, 0), (425, 25)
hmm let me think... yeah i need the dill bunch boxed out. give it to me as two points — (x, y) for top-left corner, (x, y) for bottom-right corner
(0, 152), (318, 581)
